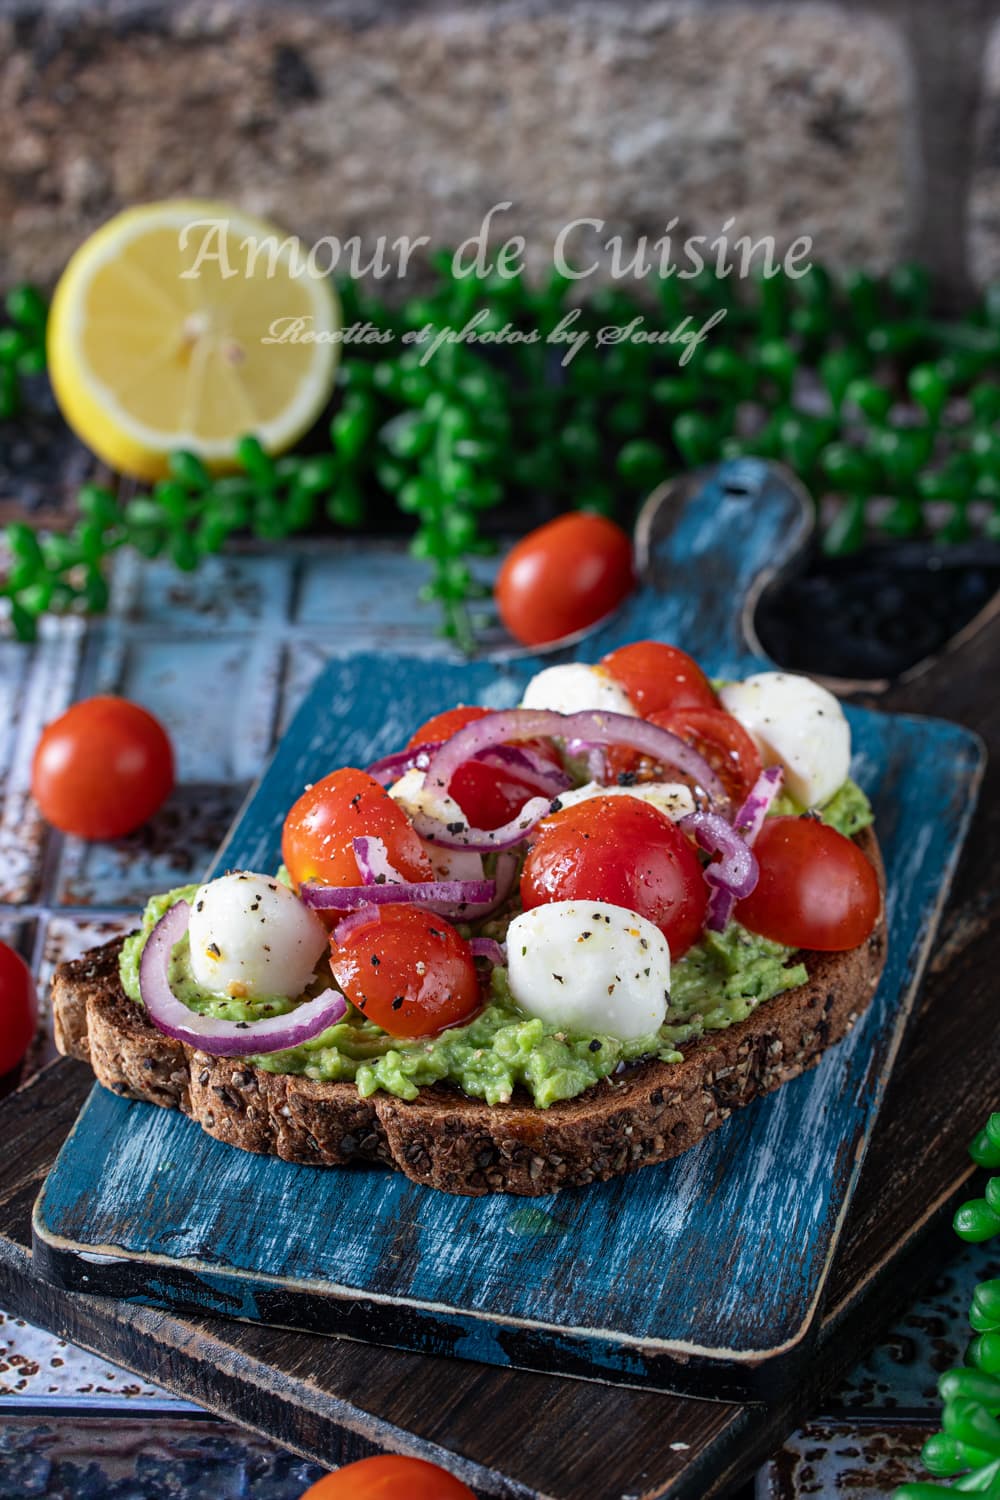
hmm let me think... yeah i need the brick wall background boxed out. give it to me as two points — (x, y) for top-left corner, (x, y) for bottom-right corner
(0, 0), (997, 300)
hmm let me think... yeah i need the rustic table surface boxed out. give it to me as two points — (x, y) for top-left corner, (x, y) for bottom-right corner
(0, 531), (996, 1498)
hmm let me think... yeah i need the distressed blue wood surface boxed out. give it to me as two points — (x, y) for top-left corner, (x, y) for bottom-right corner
(33, 462), (986, 1396)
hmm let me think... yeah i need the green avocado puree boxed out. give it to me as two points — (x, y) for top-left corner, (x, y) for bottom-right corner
(118, 779), (872, 1110)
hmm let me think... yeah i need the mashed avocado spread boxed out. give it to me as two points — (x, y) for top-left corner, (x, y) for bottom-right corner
(118, 780), (872, 1109)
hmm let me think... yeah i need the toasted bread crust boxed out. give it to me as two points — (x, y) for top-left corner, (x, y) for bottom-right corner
(52, 828), (887, 1196)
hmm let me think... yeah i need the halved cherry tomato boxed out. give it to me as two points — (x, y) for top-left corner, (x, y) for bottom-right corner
(445, 759), (544, 832)
(32, 695), (174, 840)
(521, 796), (707, 957)
(0, 942), (37, 1075)
(407, 706), (563, 832)
(330, 905), (480, 1037)
(601, 641), (717, 717)
(495, 513), (635, 647)
(297, 1454), (476, 1499)
(282, 768), (433, 890)
(650, 707), (762, 805)
(736, 817), (880, 951)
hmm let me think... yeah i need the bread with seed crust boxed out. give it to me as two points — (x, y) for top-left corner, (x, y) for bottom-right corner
(51, 828), (886, 1196)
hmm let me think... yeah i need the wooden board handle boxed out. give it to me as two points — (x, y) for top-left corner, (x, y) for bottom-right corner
(571, 459), (815, 673)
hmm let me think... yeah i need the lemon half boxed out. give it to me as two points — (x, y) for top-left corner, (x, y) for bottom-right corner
(47, 200), (341, 479)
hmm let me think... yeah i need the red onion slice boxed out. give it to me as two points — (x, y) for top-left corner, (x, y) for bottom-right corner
(475, 744), (571, 796)
(366, 741), (440, 787)
(367, 740), (569, 799)
(681, 810), (760, 935)
(302, 850), (519, 921)
(424, 709), (726, 808)
(139, 900), (346, 1056)
(352, 835), (405, 886)
(702, 766), (784, 931)
(733, 765), (784, 841)
(303, 874), (497, 915)
(409, 795), (553, 852)
(470, 937), (507, 966)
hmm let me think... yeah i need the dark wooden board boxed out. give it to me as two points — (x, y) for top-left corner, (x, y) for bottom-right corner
(29, 460), (983, 1402)
(3, 461), (997, 1498)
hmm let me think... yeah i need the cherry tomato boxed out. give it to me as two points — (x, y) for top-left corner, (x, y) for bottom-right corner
(407, 705), (491, 748)
(297, 1455), (476, 1500)
(600, 641), (717, 716)
(649, 707), (762, 805)
(447, 760), (544, 832)
(31, 695), (174, 840)
(521, 796), (708, 957)
(330, 905), (480, 1037)
(0, 942), (37, 1075)
(408, 706), (563, 832)
(495, 513), (635, 647)
(283, 768), (433, 890)
(736, 817), (880, 951)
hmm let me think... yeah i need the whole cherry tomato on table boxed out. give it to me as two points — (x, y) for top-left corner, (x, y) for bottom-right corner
(31, 695), (174, 840)
(329, 905), (481, 1037)
(521, 795), (708, 958)
(495, 513), (635, 647)
(283, 768), (434, 889)
(737, 817), (881, 951)
(407, 705), (563, 832)
(0, 942), (37, 1075)
(297, 1454), (476, 1499)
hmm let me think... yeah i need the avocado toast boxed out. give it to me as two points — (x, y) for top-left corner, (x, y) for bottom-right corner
(51, 644), (889, 1197)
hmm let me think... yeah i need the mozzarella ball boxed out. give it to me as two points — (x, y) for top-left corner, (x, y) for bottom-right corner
(507, 900), (670, 1041)
(389, 768), (485, 881)
(187, 872), (328, 1000)
(520, 663), (636, 718)
(550, 780), (696, 822)
(719, 672), (850, 807)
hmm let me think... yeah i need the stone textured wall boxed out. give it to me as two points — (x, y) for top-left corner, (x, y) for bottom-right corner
(0, 0), (996, 298)
(971, 15), (1000, 287)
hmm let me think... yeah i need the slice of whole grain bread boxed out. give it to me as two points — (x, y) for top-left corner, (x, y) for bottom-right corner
(52, 828), (887, 1196)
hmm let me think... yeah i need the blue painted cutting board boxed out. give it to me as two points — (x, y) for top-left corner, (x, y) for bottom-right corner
(33, 461), (985, 1400)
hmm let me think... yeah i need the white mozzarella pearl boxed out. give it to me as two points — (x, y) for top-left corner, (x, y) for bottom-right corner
(520, 663), (636, 718)
(506, 900), (670, 1041)
(188, 872), (328, 1000)
(719, 672), (850, 807)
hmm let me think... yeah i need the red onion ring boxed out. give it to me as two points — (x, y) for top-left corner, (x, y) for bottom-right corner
(303, 849), (519, 922)
(303, 874), (498, 915)
(409, 796), (553, 852)
(424, 709), (726, 809)
(681, 810), (759, 934)
(702, 767), (784, 931)
(139, 900), (346, 1056)
(475, 744), (571, 797)
(367, 740), (569, 800)
(366, 741), (440, 787)
(332, 903), (382, 945)
(470, 937), (507, 966)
